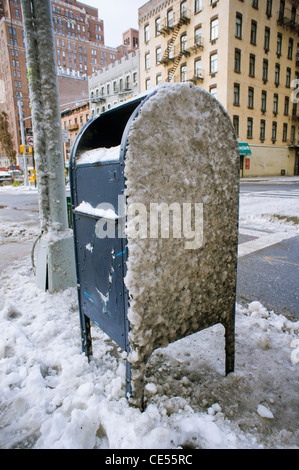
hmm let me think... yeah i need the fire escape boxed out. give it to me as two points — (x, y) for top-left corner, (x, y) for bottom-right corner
(277, 0), (299, 35)
(159, 9), (203, 83)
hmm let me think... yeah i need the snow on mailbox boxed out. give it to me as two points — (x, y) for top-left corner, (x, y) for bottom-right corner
(70, 83), (240, 409)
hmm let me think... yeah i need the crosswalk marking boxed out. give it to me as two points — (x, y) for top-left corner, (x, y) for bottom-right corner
(238, 229), (297, 258)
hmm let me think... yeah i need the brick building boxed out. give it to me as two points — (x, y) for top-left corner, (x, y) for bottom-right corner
(0, 0), (122, 167)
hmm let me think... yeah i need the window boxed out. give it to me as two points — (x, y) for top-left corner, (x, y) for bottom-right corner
(233, 115), (239, 136)
(167, 9), (173, 27)
(145, 52), (150, 70)
(168, 41), (174, 59)
(234, 83), (240, 106)
(144, 24), (149, 43)
(277, 33), (282, 57)
(288, 38), (294, 59)
(210, 86), (217, 99)
(249, 54), (255, 77)
(180, 64), (187, 82)
(266, 0), (272, 17)
(156, 74), (162, 85)
(156, 47), (161, 64)
(248, 87), (254, 109)
(210, 52), (218, 74)
(286, 67), (291, 87)
(263, 59), (268, 83)
(235, 49), (241, 73)
(282, 123), (288, 142)
(195, 0), (202, 13)
(251, 21), (257, 45)
(272, 121), (277, 141)
(284, 96), (289, 115)
(194, 58), (202, 77)
(291, 125), (295, 143)
(195, 26), (202, 46)
(180, 33), (187, 52)
(261, 90), (267, 113)
(273, 94), (279, 115)
(264, 27), (270, 52)
(275, 63), (280, 86)
(247, 118), (253, 139)
(155, 17), (161, 36)
(260, 120), (266, 141)
(145, 78), (151, 90)
(210, 17), (218, 41)
(235, 13), (242, 39)
(180, 1), (187, 18)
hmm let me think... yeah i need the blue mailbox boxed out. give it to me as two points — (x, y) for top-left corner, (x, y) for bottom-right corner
(70, 84), (240, 409)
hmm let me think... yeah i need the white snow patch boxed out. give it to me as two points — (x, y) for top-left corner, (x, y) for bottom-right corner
(75, 201), (118, 220)
(86, 243), (93, 253)
(257, 404), (274, 419)
(76, 146), (120, 165)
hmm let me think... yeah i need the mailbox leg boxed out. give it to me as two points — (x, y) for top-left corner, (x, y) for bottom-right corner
(125, 360), (132, 397)
(80, 314), (93, 359)
(126, 362), (146, 411)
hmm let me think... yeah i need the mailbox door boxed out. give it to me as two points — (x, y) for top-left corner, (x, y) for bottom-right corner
(73, 162), (127, 350)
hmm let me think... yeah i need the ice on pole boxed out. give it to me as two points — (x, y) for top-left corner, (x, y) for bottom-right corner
(21, 0), (76, 292)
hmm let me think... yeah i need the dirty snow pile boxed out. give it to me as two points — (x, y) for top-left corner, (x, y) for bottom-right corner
(0, 220), (39, 245)
(0, 254), (298, 449)
(239, 187), (299, 235)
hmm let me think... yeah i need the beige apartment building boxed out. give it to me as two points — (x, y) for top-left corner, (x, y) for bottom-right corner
(138, 0), (299, 177)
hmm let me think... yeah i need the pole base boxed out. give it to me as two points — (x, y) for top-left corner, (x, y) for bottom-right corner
(35, 231), (76, 292)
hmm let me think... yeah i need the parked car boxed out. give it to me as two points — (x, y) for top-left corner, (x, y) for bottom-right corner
(8, 170), (24, 182)
(0, 171), (13, 184)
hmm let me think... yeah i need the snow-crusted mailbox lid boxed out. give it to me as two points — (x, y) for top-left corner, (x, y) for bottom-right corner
(70, 83), (240, 409)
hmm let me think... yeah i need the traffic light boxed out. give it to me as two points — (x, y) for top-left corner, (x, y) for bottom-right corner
(20, 145), (33, 154)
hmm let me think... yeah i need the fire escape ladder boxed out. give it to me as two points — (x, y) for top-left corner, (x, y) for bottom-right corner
(167, 52), (184, 82)
(160, 18), (185, 64)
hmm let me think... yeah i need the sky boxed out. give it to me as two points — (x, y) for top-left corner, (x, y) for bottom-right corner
(85, 0), (147, 48)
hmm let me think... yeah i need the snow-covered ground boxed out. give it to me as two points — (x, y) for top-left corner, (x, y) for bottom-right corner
(0, 182), (298, 449)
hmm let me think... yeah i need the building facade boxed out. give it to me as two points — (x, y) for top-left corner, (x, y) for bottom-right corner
(0, 0), (121, 167)
(61, 100), (90, 162)
(138, 0), (299, 177)
(88, 50), (140, 117)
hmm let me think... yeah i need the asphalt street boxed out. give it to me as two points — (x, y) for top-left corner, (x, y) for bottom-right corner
(237, 235), (299, 320)
(0, 182), (298, 319)
(237, 180), (299, 319)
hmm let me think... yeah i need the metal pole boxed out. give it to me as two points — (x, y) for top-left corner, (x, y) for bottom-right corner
(17, 99), (29, 186)
(21, 0), (68, 231)
(21, 0), (76, 292)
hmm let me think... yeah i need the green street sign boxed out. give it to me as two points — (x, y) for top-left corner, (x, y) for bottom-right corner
(238, 142), (252, 156)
